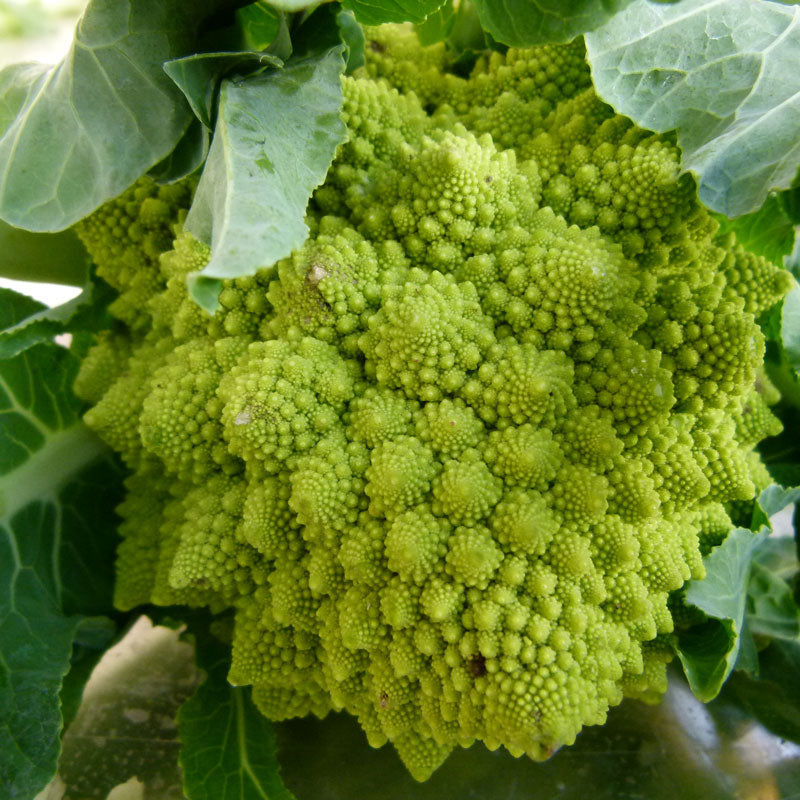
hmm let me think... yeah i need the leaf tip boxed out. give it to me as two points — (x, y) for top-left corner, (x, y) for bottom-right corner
(187, 274), (222, 313)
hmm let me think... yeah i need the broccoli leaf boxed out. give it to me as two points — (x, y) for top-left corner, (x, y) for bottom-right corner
(0, 288), (124, 798)
(0, 0), (232, 233)
(747, 561), (800, 640)
(164, 51), (284, 131)
(237, 2), (282, 50)
(341, 0), (446, 26)
(178, 628), (294, 800)
(751, 482), (800, 530)
(147, 117), (211, 185)
(585, 0), (800, 218)
(0, 280), (115, 360)
(291, 5), (365, 74)
(713, 194), (798, 266)
(676, 527), (769, 702)
(185, 47), (347, 312)
(0, 221), (89, 285)
(472, 0), (634, 47)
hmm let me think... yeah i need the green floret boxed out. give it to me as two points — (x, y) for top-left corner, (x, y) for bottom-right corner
(75, 24), (796, 784)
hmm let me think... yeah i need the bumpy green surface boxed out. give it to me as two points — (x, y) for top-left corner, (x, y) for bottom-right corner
(73, 28), (792, 781)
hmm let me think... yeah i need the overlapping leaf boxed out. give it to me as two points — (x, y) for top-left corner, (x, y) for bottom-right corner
(0, 289), (123, 799)
(0, 0), (231, 232)
(185, 47), (347, 311)
(585, 0), (800, 218)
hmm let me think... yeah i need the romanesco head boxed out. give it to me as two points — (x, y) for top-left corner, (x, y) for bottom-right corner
(74, 27), (793, 782)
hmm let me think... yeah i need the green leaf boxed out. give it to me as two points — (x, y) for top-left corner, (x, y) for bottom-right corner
(585, 0), (800, 218)
(783, 285), (800, 375)
(753, 483), (800, 528)
(289, 4), (365, 73)
(0, 279), (115, 360)
(341, 0), (446, 26)
(164, 51), (283, 130)
(750, 481), (799, 531)
(0, 0), (229, 232)
(0, 220), (89, 285)
(415, 0), (456, 45)
(676, 527), (769, 701)
(185, 47), (347, 312)
(713, 194), (797, 266)
(336, 10), (366, 73)
(59, 616), (120, 733)
(762, 286), (800, 422)
(237, 2), (282, 51)
(268, 0), (317, 10)
(0, 290), (124, 799)
(147, 117), (211, 185)
(747, 561), (800, 640)
(178, 627), (294, 800)
(472, 0), (634, 46)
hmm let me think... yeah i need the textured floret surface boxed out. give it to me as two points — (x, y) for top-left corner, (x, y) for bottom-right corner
(74, 27), (792, 781)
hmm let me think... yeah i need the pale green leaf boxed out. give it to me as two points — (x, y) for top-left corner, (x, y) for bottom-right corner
(0, 0), (228, 232)
(185, 48), (347, 311)
(585, 0), (800, 218)
(164, 51), (283, 130)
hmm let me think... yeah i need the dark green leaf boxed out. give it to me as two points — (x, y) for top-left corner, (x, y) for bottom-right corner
(473, 0), (634, 46)
(675, 618), (739, 701)
(337, 10), (365, 73)
(0, 220), (88, 285)
(237, 2), (282, 50)
(290, 5), (365, 73)
(585, 0), (800, 218)
(185, 48), (347, 311)
(164, 51), (283, 130)
(713, 194), (797, 266)
(780, 181), (800, 224)
(148, 117), (211, 184)
(0, 278), (115, 360)
(676, 527), (769, 701)
(59, 616), (120, 732)
(0, 288), (124, 798)
(266, 12), (293, 62)
(341, 0), (446, 26)
(178, 628), (294, 800)
(786, 236), (800, 281)
(0, 0), (229, 232)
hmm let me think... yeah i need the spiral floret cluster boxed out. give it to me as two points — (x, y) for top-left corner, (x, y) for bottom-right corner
(74, 28), (792, 781)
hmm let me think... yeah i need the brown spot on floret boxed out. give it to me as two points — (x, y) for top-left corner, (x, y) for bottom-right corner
(468, 655), (487, 677)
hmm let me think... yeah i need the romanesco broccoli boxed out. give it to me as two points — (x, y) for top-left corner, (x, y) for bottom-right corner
(72, 28), (793, 781)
